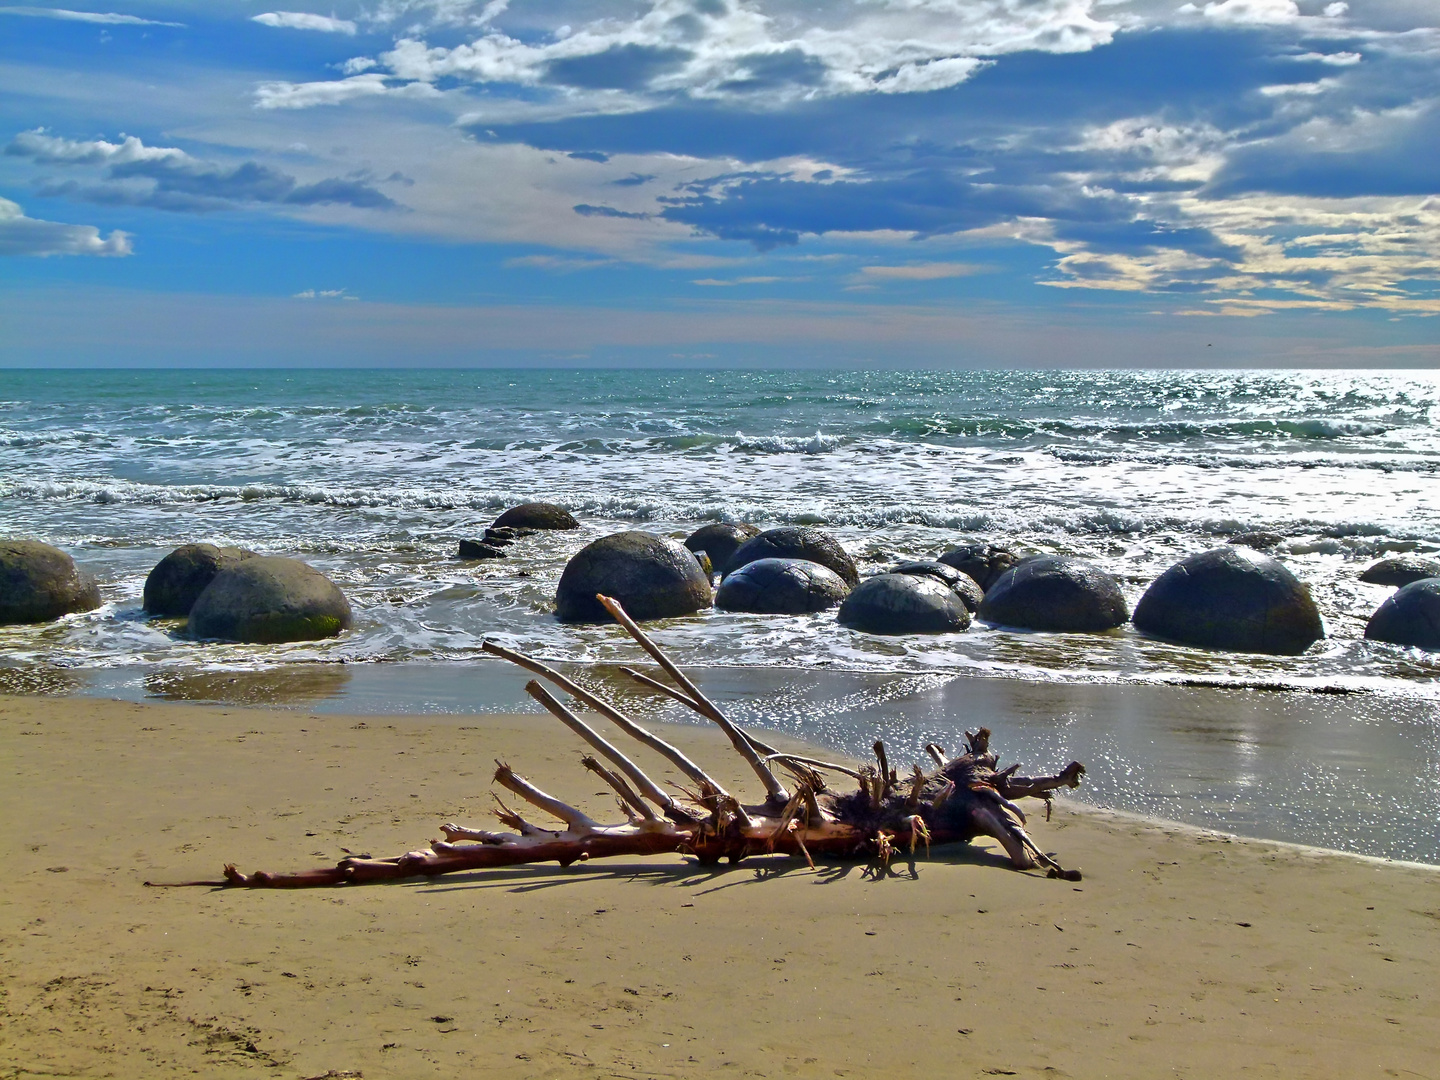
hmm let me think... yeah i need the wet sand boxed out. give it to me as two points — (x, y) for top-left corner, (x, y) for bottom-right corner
(2, 693), (1438, 1079)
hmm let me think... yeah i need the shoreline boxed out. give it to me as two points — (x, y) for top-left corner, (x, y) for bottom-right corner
(4, 693), (1439, 1079)
(19, 657), (1440, 866)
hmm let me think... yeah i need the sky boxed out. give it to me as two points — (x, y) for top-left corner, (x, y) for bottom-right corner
(0, 0), (1436, 366)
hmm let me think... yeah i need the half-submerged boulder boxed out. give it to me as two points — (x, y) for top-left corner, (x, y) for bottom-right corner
(715, 558), (848, 615)
(555, 531), (712, 623)
(838, 573), (970, 635)
(457, 539), (506, 560)
(0, 540), (101, 624)
(938, 544), (1024, 591)
(1133, 546), (1323, 655)
(144, 543), (257, 617)
(723, 526), (859, 588)
(188, 556), (352, 643)
(1364, 579), (1440, 650)
(978, 556), (1128, 633)
(493, 502), (579, 530)
(684, 523), (760, 573)
(889, 560), (984, 612)
(1360, 555), (1440, 588)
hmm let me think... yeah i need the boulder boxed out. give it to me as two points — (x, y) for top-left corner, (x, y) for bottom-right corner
(888, 561), (984, 612)
(0, 540), (101, 624)
(1359, 555), (1440, 588)
(457, 540), (506, 560)
(188, 556), (352, 643)
(837, 573), (970, 635)
(143, 543), (256, 617)
(978, 556), (1128, 633)
(723, 527), (859, 587)
(938, 544), (1024, 591)
(715, 558), (849, 614)
(492, 502), (579, 530)
(684, 523), (760, 572)
(1132, 546), (1323, 655)
(555, 531), (712, 623)
(1364, 579), (1440, 650)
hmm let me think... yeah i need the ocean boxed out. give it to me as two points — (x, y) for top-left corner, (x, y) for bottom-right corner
(3, 368), (1439, 860)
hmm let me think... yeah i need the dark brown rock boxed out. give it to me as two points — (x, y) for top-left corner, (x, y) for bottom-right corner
(978, 556), (1128, 633)
(555, 531), (712, 623)
(143, 543), (257, 617)
(0, 540), (101, 624)
(723, 527), (859, 588)
(188, 556), (352, 643)
(458, 540), (507, 560)
(888, 561), (984, 612)
(715, 558), (848, 614)
(1133, 546), (1322, 655)
(937, 544), (1024, 591)
(1359, 556), (1440, 588)
(493, 503), (579, 530)
(837, 573), (970, 635)
(684, 523), (761, 572)
(1364, 579), (1440, 650)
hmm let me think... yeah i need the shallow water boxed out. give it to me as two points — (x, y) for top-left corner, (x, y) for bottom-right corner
(3, 368), (1439, 688)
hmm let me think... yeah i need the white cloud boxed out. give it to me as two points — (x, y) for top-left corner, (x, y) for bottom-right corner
(1287, 50), (1361, 64)
(1193, 0), (1300, 25)
(252, 12), (357, 34)
(267, 0), (1120, 109)
(254, 73), (440, 108)
(293, 287), (357, 299)
(0, 197), (130, 257)
(0, 5), (183, 26)
(6, 128), (185, 166)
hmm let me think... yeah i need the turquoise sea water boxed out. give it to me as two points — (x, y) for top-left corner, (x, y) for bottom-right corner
(3, 368), (1439, 859)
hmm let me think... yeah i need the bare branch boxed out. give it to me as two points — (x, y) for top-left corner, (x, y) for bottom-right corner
(581, 755), (655, 821)
(597, 594), (790, 805)
(482, 640), (737, 811)
(493, 762), (597, 832)
(523, 679), (676, 816)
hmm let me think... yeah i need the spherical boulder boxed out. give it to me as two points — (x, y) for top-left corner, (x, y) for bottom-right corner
(555, 531), (712, 623)
(143, 543), (257, 617)
(1364, 579), (1440, 650)
(1133, 546), (1323, 655)
(978, 556), (1128, 633)
(716, 558), (849, 615)
(888, 561), (982, 612)
(0, 540), (101, 624)
(1360, 556), (1440, 588)
(837, 573), (970, 635)
(938, 544), (1024, 591)
(723, 527), (859, 587)
(684, 523), (760, 572)
(492, 502), (579, 530)
(188, 556), (352, 643)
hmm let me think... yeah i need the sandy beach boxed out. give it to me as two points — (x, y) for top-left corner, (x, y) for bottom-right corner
(3, 692), (1438, 1080)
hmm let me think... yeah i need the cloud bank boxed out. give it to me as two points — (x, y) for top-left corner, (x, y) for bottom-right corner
(0, 197), (130, 256)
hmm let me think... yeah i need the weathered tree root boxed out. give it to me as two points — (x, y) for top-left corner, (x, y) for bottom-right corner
(154, 594), (1085, 889)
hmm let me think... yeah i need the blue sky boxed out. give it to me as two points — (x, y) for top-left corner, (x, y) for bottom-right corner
(0, 0), (1436, 365)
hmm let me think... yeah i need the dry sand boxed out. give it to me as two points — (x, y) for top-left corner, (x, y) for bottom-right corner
(2, 692), (1438, 1080)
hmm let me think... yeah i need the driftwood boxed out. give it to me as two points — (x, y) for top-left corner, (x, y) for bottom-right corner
(159, 594), (1085, 889)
